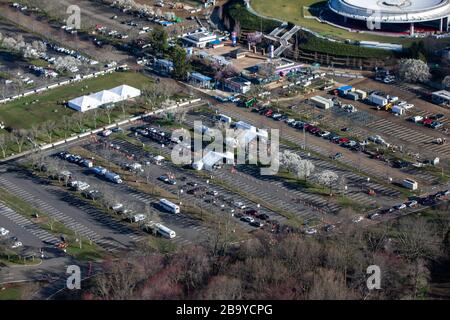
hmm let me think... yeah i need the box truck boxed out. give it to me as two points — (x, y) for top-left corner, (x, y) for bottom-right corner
(369, 93), (388, 107)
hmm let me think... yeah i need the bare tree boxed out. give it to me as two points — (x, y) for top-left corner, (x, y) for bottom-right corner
(42, 121), (57, 143)
(73, 112), (85, 132)
(142, 83), (169, 111)
(394, 218), (442, 298)
(62, 115), (73, 139)
(11, 129), (28, 153)
(104, 105), (115, 125)
(0, 134), (9, 158)
(93, 258), (140, 300)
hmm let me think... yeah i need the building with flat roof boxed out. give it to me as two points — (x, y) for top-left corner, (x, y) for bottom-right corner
(222, 77), (252, 94)
(257, 58), (303, 77)
(154, 59), (174, 75)
(182, 32), (218, 48)
(189, 72), (213, 89)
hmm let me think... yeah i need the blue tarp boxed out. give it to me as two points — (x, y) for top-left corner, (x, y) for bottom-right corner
(191, 72), (212, 82)
(337, 85), (352, 92)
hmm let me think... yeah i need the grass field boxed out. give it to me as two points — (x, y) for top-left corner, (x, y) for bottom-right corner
(0, 71), (151, 130)
(251, 0), (417, 45)
(0, 71), (155, 157)
(0, 286), (22, 300)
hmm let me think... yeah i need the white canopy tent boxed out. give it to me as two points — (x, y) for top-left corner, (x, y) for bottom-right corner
(67, 95), (101, 112)
(67, 84), (141, 112)
(109, 85), (141, 99)
(88, 90), (122, 105)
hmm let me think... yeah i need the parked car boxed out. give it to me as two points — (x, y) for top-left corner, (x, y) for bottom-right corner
(234, 202), (246, 210)
(331, 152), (343, 160)
(158, 175), (169, 183)
(304, 228), (317, 235)
(406, 200), (418, 208)
(11, 241), (23, 249)
(430, 114), (444, 120)
(394, 203), (407, 210)
(257, 213), (270, 220)
(245, 209), (258, 216)
(430, 121), (443, 129)
(207, 190), (219, 196)
(0, 227), (10, 236)
(241, 216), (255, 223)
(324, 224), (336, 232)
(249, 220), (264, 228)
(368, 212), (380, 220)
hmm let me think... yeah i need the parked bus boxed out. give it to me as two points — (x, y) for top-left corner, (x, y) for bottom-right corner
(159, 198), (180, 214)
(155, 223), (176, 239)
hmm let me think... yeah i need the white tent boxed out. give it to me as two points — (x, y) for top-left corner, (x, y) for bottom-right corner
(88, 90), (121, 105)
(67, 95), (101, 112)
(109, 85), (141, 99)
(67, 84), (141, 112)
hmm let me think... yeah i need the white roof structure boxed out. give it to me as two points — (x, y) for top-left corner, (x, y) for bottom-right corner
(329, 0), (450, 23)
(67, 84), (141, 112)
(67, 95), (101, 112)
(109, 85), (142, 99)
(89, 90), (122, 105)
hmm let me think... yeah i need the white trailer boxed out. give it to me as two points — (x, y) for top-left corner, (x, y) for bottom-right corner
(369, 93), (388, 107)
(402, 179), (418, 191)
(311, 96), (332, 109)
(159, 198), (180, 214)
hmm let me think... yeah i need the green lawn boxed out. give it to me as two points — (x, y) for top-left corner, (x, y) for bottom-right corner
(251, 0), (418, 45)
(0, 286), (22, 300)
(0, 71), (151, 130)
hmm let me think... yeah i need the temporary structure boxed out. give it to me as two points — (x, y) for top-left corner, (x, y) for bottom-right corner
(67, 84), (141, 112)
(67, 95), (101, 112)
(109, 85), (141, 99)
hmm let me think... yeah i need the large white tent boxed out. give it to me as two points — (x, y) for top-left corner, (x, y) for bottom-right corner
(67, 84), (141, 112)
(109, 85), (141, 99)
(89, 90), (122, 105)
(67, 95), (101, 112)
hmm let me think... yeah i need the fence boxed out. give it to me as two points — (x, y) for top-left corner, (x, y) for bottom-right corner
(0, 98), (203, 162)
(0, 68), (118, 105)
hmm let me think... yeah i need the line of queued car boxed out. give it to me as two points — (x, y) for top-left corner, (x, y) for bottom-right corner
(409, 114), (445, 130)
(369, 188), (450, 220)
(56, 151), (93, 168)
(251, 106), (368, 154)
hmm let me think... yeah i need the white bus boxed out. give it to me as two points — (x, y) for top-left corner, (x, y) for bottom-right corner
(159, 198), (180, 214)
(155, 223), (176, 239)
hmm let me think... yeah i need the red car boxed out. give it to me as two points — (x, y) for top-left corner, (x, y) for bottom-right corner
(245, 209), (258, 216)
(338, 137), (350, 144)
(422, 118), (433, 126)
(264, 109), (273, 117)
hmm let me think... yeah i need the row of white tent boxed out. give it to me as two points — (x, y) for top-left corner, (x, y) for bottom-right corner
(68, 84), (141, 112)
